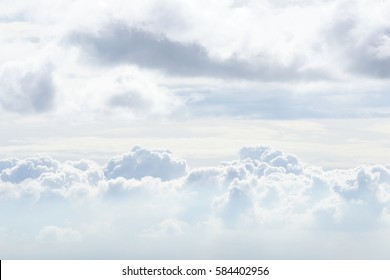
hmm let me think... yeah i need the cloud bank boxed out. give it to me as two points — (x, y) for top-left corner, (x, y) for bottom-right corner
(1, 146), (390, 259)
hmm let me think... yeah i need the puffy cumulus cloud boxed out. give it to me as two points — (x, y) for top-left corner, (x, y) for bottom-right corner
(318, 165), (390, 230)
(2, 145), (390, 258)
(184, 147), (310, 227)
(181, 146), (390, 237)
(103, 146), (187, 181)
(0, 156), (102, 195)
(0, 62), (56, 113)
(1, 155), (59, 184)
(0, 156), (102, 202)
(0, 158), (18, 172)
(239, 145), (302, 174)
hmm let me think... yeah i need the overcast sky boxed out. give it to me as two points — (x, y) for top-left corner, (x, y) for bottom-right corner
(2, 0), (390, 259)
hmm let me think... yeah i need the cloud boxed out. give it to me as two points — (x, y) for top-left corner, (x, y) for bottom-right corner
(0, 158), (18, 172)
(103, 146), (187, 181)
(0, 157), (102, 203)
(353, 30), (390, 78)
(0, 62), (56, 113)
(63, 0), (390, 83)
(1, 145), (390, 258)
(213, 185), (253, 227)
(0, 156), (59, 184)
(324, 1), (390, 79)
(102, 74), (181, 116)
(1, 0), (390, 120)
(69, 23), (326, 81)
(239, 145), (302, 174)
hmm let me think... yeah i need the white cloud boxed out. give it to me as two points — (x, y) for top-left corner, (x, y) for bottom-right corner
(0, 155), (58, 184)
(0, 158), (18, 172)
(103, 146), (187, 181)
(1, 0), (390, 119)
(58, 0), (390, 82)
(2, 146), (390, 258)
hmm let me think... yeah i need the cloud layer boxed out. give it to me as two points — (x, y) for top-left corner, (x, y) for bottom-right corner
(2, 0), (390, 118)
(1, 146), (390, 259)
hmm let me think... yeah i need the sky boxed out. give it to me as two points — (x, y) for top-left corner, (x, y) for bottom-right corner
(1, 0), (390, 259)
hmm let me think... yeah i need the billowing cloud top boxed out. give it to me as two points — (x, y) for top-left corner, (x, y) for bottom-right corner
(1, 146), (390, 259)
(103, 146), (187, 181)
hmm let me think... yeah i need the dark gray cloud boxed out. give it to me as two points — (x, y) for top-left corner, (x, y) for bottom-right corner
(69, 23), (327, 81)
